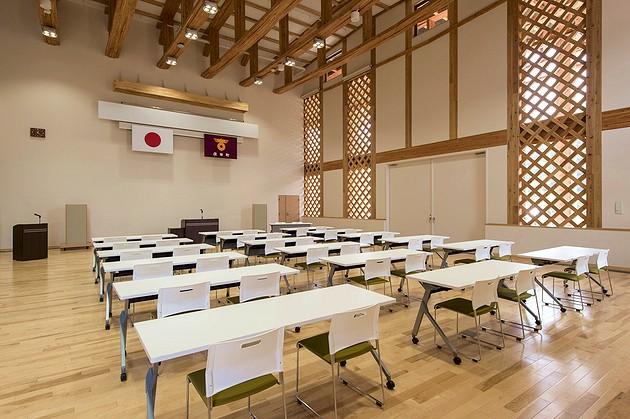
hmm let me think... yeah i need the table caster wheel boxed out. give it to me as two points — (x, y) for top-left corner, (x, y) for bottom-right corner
(411, 336), (419, 344)
(453, 356), (462, 365)
(472, 358), (479, 363)
(120, 372), (127, 382)
(576, 309), (581, 313)
(496, 346), (502, 350)
(535, 320), (541, 325)
(437, 344), (442, 349)
(560, 307), (567, 313)
(376, 400), (384, 407)
(490, 310), (496, 316)
(99, 296), (103, 302)
(386, 380), (395, 390)
(105, 324), (110, 331)
(516, 337), (522, 342)
(544, 302), (549, 306)
(294, 327), (301, 333)
(397, 288), (403, 292)
(340, 361), (347, 367)
(342, 379), (348, 386)
(587, 304), (592, 307)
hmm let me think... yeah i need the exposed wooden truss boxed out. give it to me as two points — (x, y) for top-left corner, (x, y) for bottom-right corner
(36, 0), (60, 45)
(156, 0), (209, 68)
(105, 0), (139, 57)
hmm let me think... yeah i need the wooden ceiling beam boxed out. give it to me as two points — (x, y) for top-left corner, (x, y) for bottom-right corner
(105, 0), (139, 58)
(37, 0), (60, 45)
(240, 0), (378, 87)
(157, 0), (209, 68)
(274, 0), (449, 93)
(159, 0), (181, 23)
(201, 0), (302, 79)
(202, 0), (234, 56)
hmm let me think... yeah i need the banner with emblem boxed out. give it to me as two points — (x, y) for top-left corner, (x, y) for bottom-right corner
(204, 134), (237, 159)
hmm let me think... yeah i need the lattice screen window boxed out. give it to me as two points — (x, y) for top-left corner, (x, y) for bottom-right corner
(516, 0), (589, 228)
(303, 93), (322, 217)
(345, 73), (374, 219)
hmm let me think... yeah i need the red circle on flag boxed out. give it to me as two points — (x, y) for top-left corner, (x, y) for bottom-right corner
(144, 132), (161, 148)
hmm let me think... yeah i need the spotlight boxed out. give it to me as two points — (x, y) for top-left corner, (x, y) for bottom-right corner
(313, 37), (325, 49)
(350, 10), (361, 24)
(202, 0), (218, 15)
(42, 26), (57, 38)
(284, 56), (296, 67)
(166, 56), (178, 66)
(277, 63), (285, 72)
(184, 28), (199, 40)
(254, 77), (263, 86)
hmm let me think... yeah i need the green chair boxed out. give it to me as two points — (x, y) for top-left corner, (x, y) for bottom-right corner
(391, 251), (428, 307)
(541, 255), (593, 312)
(256, 239), (286, 264)
(186, 328), (287, 418)
(294, 246), (328, 288)
(454, 245), (491, 265)
(434, 277), (505, 362)
(422, 236), (445, 269)
(226, 271), (280, 304)
(296, 305), (385, 418)
(491, 243), (513, 261)
(347, 258), (394, 303)
(497, 268), (541, 341)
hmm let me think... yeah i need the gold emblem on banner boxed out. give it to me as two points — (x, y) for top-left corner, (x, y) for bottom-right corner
(215, 138), (228, 151)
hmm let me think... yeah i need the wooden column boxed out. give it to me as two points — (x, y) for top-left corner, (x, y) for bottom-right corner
(506, 0), (519, 225)
(586, 0), (602, 227)
(404, 0), (413, 148)
(448, 0), (458, 140)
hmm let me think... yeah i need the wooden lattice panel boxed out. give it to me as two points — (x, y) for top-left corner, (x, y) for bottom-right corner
(516, 0), (589, 228)
(303, 93), (322, 217)
(345, 74), (374, 219)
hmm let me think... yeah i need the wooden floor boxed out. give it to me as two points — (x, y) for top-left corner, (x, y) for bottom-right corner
(1, 249), (630, 418)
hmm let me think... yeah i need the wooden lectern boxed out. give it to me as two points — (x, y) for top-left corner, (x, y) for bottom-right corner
(13, 223), (48, 261)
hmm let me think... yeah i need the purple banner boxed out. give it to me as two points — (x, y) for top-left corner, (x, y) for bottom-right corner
(204, 134), (237, 159)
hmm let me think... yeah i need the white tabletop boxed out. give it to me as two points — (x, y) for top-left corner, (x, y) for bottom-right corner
(320, 248), (430, 267)
(308, 228), (363, 234)
(441, 239), (514, 251)
(380, 234), (450, 244)
(91, 233), (176, 243)
(217, 233), (289, 240)
(276, 242), (370, 255)
(408, 260), (539, 289)
(339, 231), (400, 239)
(269, 222), (312, 226)
(113, 263), (299, 301)
(280, 225), (329, 232)
(97, 243), (213, 258)
(242, 237), (323, 246)
(93, 238), (192, 249)
(102, 252), (246, 273)
(519, 245), (604, 262)
(199, 230), (264, 236)
(135, 284), (394, 363)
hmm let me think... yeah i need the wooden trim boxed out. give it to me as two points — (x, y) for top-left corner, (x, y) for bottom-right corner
(112, 80), (249, 112)
(105, 0), (138, 58)
(602, 107), (630, 130)
(486, 223), (630, 233)
(342, 77), (349, 217)
(448, 0), (458, 140)
(506, 0), (519, 225)
(37, 0), (60, 46)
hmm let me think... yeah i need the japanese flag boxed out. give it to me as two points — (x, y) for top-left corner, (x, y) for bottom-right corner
(131, 124), (173, 154)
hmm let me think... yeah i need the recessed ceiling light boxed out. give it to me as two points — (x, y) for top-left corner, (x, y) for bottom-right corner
(313, 37), (325, 49)
(254, 77), (263, 85)
(166, 56), (177, 66)
(42, 26), (57, 38)
(202, 0), (218, 15)
(284, 57), (296, 67)
(184, 29), (199, 40)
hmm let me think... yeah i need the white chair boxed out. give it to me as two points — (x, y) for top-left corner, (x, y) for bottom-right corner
(493, 243), (513, 261)
(243, 230), (260, 234)
(157, 282), (211, 318)
(591, 249), (613, 296)
(296, 305), (385, 418)
(434, 277), (505, 362)
(133, 260), (173, 281)
(407, 238), (423, 251)
(196, 255), (230, 272)
(425, 236), (444, 268)
(498, 269), (541, 341)
(228, 271), (281, 304)
(186, 328), (287, 419)
(157, 238), (183, 247)
(141, 234), (163, 241)
(295, 237), (316, 246)
(344, 228), (359, 234)
(119, 249), (152, 261)
(259, 239), (285, 263)
(172, 246), (201, 257)
(323, 230), (338, 242)
(103, 236), (126, 243)
(267, 233), (284, 239)
(340, 243), (361, 255)
(296, 227), (309, 237)
(113, 242), (140, 250)
(542, 255), (594, 311)
(455, 246), (491, 265)
(348, 258), (394, 304)
(359, 233), (375, 246)
(236, 234), (256, 249)
(391, 253), (429, 306)
(295, 247), (328, 288)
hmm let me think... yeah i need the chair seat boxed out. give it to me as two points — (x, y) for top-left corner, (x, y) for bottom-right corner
(434, 297), (495, 317)
(226, 295), (271, 304)
(454, 258), (476, 265)
(297, 332), (374, 364)
(347, 275), (390, 286)
(498, 287), (534, 302)
(588, 264), (606, 274)
(491, 255), (512, 261)
(294, 262), (326, 270)
(390, 269), (423, 278)
(542, 271), (582, 281)
(187, 369), (278, 407)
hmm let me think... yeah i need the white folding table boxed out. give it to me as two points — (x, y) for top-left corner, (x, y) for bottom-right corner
(275, 242), (370, 264)
(407, 260), (538, 364)
(112, 263), (299, 382)
(280, 225), (329, 236)
(91, 233), (176, 244)
(199, 229), (264, 245)
(306, 228), (363, 238)
(319, 248), (431, 287)
(438, 239), (515, 268)
(217, 232), (289, 251)
(269, 221), (312, 232)
(338, 231), (400, 243)
(242, 236), (323, 262)
(136, 284), (395, 419)
(380, 234), (450, 249)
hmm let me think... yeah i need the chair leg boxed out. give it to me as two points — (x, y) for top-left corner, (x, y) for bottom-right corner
(405, 276), (411, 307)
(186, 378), (190, 419)
(207, 396), (213, 419)
(280, 372), (288, 419)
(517, 299), (526, 341)
(331, 360), (338, 419)
(496, 305), (506, 349)
(376, 342), (386, 407)
(606, 269), (614, 296)
(474, 314), (482, 362)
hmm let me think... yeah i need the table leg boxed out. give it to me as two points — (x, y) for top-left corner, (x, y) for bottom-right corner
(92, 248), (97, 276)
(535, 275), (566, 313)
(105, 282), (113, 330)
(369, 348), (395, 390)
(145, 363), (159, 419)
(326, 265), (339, 287)
(439, 250), (450, 269)
(120, 302), (129, 381)
(520, 301), (542, 330)
(282, 274), (292, 293)
(99, 268), (106, 302)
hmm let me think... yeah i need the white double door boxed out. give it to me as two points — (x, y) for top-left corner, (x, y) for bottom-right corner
(388, 153), (486, 242)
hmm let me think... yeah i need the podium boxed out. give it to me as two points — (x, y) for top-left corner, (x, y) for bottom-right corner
(13, 223), (48, 261)
(180, 218), (219, 243)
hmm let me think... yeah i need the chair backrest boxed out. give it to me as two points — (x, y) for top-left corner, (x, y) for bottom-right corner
(515, 269), (536, 294)
(430, 236), (445, 249)
(237, 234), (256, 248)
(264, 239), (285, 255)
(359, 233), (375, 245)
(498, 243), (512, 257)
(204, 328), (284, 397)
(575, 255), (590, 276)
(119, 249), (152, 261)
(157, 282), (210, 318)
(380, 232), (395, 240)
(364, 257), (391, 281)
(296, 227), (309, 237)
(133, 260), (173, 281)
(475, 246), (491, 262)
(471, 278), (500, 310)
(156, 238), (183, 247)
(295, 237), (316, 246)
(406, 253), (428, 274)
(306, 246), (329, 265)
(597, 249), (609, 269)
(172, 245), (201, 257)
(340, 242), (361, 255)
(324, 230), (338, 241)
(328, 305), (380, 355)
(113, 242), (140, 250)
(103, 236), (126, 243)
(196, 255), (230, 272)
(239, 272), (281, 303)
(344, 229), (359, 234)
(407, 238), (423, 251)
(267, 233), (284, 239)
(141, 234), (163, 241)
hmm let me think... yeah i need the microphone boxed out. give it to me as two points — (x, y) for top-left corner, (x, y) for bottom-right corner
(34, 213), (42, 223)
(200, 208), (204, 219)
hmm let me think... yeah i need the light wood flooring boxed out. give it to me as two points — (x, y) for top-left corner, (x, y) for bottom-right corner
(1, 249), (630, 418)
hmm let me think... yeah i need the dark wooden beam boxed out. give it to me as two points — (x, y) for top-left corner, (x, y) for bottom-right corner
(105, 0), (138, 58)
(37, 0), (60, 45)
(203, 0), (234, 56)
(234, 0), (246, 40)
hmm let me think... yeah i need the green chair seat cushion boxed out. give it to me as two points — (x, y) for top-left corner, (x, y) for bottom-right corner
(226, 295), (270, 304)
(187, 369), (278, 407)
(260, 253), (280, 258)
(588, 264), (606, 274)
(542, 271), (582, 281)
(390, 269), (423, 278)
(434, 297), (495, 317)
(454, 258), (476, 265)
(498, 287), (534, 302)
(294, 262), (326, 270)
(491, 255), (512, 261)
(297, 332), (374, 364)
(347, 275), (390, 286)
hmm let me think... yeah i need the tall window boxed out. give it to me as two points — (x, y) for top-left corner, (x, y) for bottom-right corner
(510, 0), (599, 228)
(344, 72), (375, 219)
(303, 93), (323, 217)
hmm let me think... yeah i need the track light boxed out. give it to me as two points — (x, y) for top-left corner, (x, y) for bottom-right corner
(313, 37), (325, 49)
(40, 0), (52, 14)
(254, 77), (263, 86)
(184, 28), (199, 40)
(284, 57), (296, 67)
(202, 0), (218, 15)
(350, 10), (361, 24)
(166, 56), (177, 66)
(41, 26), (57, 38)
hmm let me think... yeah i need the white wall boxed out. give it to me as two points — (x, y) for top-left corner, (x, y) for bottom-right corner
(0, 1), (302, 249)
